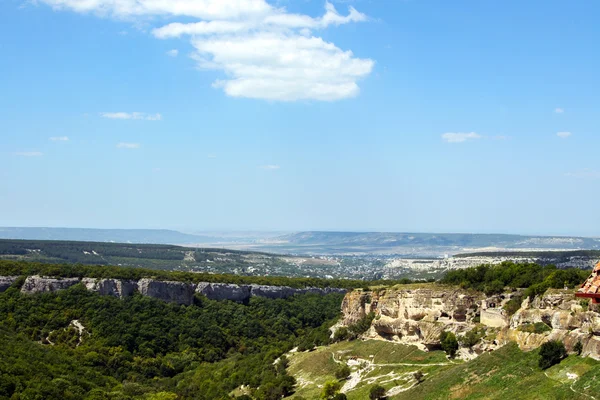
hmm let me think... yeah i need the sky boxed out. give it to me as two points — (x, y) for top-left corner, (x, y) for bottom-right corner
(1, 0), (599, 236)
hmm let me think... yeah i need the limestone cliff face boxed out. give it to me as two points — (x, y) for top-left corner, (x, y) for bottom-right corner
(20, 276), (80, 294)
(197, 282), (252, 302)
(341, 287), (483, 350)
(3, 275), (345, 305)
(138, 279), (196, 305)
(0, 276), (18, 292)
(340, 287), (600, 360)
(82, 278), (138, 298)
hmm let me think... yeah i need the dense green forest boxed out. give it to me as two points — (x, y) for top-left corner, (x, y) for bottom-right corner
(440, 261), (589, 296)
(0, 273), (343, 399)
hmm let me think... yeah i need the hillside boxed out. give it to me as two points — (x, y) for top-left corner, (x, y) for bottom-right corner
(257, 231), (600, 256)
(0, 227), (215, 244)
(0, 261), (345, 399)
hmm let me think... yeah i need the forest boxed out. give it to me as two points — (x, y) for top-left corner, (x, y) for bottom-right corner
(0, 268), (344, 399)
(440, 261), (589, 296)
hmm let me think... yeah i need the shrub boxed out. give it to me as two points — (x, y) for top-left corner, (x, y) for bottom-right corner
(503, 295), (523, 316)
(369, 384), (386, 400)
(460, 327), (484, 348)
(413, 370), (424, 383)
(321, 380), (342, 399)
(574, 340), (583, 356)
(334, 365), (351, 380)
(440, 331), (459, 358)
(518, 322), (551, 334)
(539, 340), (567, 369)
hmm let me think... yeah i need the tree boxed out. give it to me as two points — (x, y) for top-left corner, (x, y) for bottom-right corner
(334, 364), (351, 380)
(440, 331), (459, 358)
(321, 380), (342, 399)
(539, 340), (567, 369)
(332, 394), (347, 400)
(369, 384), (386, 400)
(413, 370), (424, 383)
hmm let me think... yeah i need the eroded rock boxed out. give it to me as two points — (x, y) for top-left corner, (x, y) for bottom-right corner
(20, 275), (80, 294)
(138, 278), (195, 305)
(0, 276), (19, 292)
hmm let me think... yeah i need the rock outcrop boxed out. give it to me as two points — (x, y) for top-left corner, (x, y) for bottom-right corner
(0, 276), (19, 292)
(2, 275), (346, 305)
(341, 287), (483, 351)
(138, 279), (196, 305)
(340, 286), (600, 360)
(82, 278), (137, 298)
(197, 282), (252, 302)
(20, 276), (81, 294)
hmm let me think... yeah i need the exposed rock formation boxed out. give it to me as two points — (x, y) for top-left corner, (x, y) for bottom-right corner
(197, 282), (252, 302)
(342, 287), (483, 351)
(20, 276), (80, 294)
(340, 286), (600, 360)
(82, 278), (137, 298)
(0, 276), (18, 292)
(138, 278), (196, 305)
(250, 284), (297, 299)
(2, 275), (346, 305)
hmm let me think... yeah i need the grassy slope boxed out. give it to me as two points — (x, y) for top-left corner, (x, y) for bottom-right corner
(288, 340), (600, 400)
(287, 340), (453, 399)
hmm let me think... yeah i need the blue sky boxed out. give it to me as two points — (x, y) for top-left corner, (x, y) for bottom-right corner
(1, 0), (599, 235)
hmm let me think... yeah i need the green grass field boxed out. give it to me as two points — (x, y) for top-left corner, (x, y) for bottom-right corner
(288, 340), (600, 400)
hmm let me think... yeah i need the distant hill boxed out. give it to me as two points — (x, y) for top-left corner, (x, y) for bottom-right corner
(0, 227), (215, 244)
(257, 231), (600, 255)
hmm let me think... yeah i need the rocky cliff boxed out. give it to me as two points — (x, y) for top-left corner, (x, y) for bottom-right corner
(21, 276), (81, 294)
(3, 275), (345, 305)
(340, 286), (600, 360)
(0, 276), (18, 292)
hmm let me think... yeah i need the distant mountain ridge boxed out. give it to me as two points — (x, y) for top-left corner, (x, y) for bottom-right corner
(0, 227), (214, 244)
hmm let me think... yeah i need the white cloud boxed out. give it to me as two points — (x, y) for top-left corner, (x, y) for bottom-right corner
(15, 151), (43, 157)
(101, 112), (162, 120)
(207, 154), (217, 158)
(36, 0), (272, 20)
(49, 136), (69, 141)
(116, 142), (141, 149)
(556, 131), (572, 139)
(259, 164), (280, 170)
(441, 132), (482, 143)
(38, 0), (373, 102)
(166, 49), (179, 57)
(564, 169), (600, 180)
(554, 107), (564, 114)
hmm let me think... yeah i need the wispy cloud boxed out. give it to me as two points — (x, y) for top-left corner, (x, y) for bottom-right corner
(101, 112), (162, 121)
(166, 49), (179, 57)
(36, 0), (374, 102)
(116, 142), (141, 149)
(564, 169), (600, 180)
(15, 151), (43, 157)
(554, 107), (564, 114)
(556, 131), (572, 139)
(49, 136), (69, 141)
(207, 154), (217, 158)
(441, 132), (482, 143)
(259, 165), (280, 170)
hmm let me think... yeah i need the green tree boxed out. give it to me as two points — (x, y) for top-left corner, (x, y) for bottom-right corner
(321, 380), (342, 399)
(334, 364), (351, 380)
(369, 384), (386, 399)
(413, 370), (424, 383)
(440, 331), (459, 358)
(539, 340), (567, 369)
